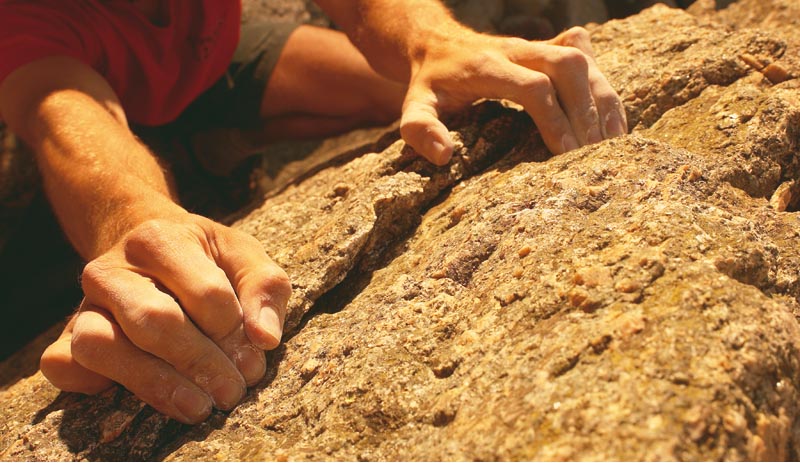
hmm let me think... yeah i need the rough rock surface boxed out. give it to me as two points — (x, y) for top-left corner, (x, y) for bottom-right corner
(3, 1), (800, 460)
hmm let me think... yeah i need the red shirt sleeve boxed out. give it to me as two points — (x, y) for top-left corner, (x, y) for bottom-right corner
(0, 3), (100, 90)
(0, 1), (240, 126)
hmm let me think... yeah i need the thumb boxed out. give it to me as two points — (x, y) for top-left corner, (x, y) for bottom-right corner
(40, 312), (115, 394)
(213, 229), (292, 351)
(400, 82), (454, 166)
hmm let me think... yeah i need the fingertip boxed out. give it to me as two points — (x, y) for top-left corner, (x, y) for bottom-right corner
(172, 385), (213, 424)
(400, 93), (455, 165)
(604, 108), (627, 138)
(429, 137), (455, 166)
(245, 306), (282, 351)
(561, 133), (579, 153)
(401, 119), (454, 165)
(233, 345), (266, 386)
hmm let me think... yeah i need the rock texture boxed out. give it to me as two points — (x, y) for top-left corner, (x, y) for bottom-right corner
(3, 1), (800, 461)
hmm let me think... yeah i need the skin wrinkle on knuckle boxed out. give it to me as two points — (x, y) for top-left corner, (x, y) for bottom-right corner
(127, 301), (183, 352)
(125, 218), (194, 259)
(173, 347), (218, 382)
(553, 48), (589, 75)
(129, 219), (169, 242)
(80, 261), (108, 293)
(205, 223), (229, 261)
(193, 272), (236, 304)
(124, 227), (166, 259)
(522, 73), (551, 99)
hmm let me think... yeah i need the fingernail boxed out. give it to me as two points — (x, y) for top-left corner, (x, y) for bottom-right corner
(430, 140), (451, 165)
(259, 307), (283, 347)
(605, 110), (627, 138)
(209, 376), (245, 410)
(235, 345), (266, 386)
(587, 125), (603, 144)
(432, 140), (446, 155)
(172, 385), (212, 423)
(561, 134), (579, 153)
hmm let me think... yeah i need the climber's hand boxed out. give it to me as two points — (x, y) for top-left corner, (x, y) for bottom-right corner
(40, 215), (291, 424)
(400, 26), (627, 165)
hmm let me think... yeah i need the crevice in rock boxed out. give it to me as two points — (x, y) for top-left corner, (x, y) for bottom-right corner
(283, 104), (533, 332)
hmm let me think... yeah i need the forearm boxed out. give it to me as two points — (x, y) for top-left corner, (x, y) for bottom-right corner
(314, 0), (472, 82)
(22, 91), (183, 259)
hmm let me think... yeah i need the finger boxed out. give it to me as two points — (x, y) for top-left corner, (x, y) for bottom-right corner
(480, 62), (577, 154)
(548, 26), (596, 60)
(121, 221), (243, 342)
(120, 221), (266, 385)
(588, 66), (628, 139)
(510, 44), (602, 146)
(400, 81), (455, 165)
(210, 226), (292, 353)
(81, 264), (246, 410)
(69, 307), (213, 424)
(546, 28), (627, 138)
(216, 327), (267, 387)
(40, 313), (114, 394)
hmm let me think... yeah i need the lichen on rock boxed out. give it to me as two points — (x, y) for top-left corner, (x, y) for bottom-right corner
(3, 0), (800, 461)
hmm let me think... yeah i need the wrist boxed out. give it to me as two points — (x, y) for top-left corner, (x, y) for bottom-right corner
(337, 1), (474, 82)
(90, 194), (188, 258)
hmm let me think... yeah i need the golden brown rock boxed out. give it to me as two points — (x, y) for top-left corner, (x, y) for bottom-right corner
(2, 1), (800, 461)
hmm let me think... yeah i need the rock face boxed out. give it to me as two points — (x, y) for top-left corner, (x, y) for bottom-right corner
(3, 0), (800, 460)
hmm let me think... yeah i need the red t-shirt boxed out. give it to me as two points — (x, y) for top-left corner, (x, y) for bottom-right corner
(0, 0), (241, 126)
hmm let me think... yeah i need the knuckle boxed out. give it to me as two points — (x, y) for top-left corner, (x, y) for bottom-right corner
(129, 219), (167, 242)
(553, 48), (589, 72)
(172, 346), (212, 374)
(442, 49), (504, 79)
(80, 261), (107, 292)
(123, 219), (177, 256)
(519, 77), (558, 115)
(558, 26), (590, 46)
(522, 73), (553, 95)
(470, 50), (507, 76)
(400, 117), (431, 145)
(195, 272), (235, 302)
(128, 299), (182, 349)
(500, 36), (531, 52)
